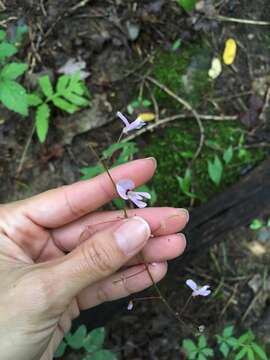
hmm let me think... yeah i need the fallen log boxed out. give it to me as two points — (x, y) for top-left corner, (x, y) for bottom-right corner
(74, 157), (270, 329)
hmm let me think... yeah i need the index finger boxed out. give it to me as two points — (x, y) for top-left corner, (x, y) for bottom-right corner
(21, 158), (156, 228)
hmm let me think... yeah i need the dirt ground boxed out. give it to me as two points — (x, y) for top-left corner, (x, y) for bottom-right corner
(1, 0), (270, 359)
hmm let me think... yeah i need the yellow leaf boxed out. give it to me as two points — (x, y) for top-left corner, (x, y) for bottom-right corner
(138, 112), (155, 122)
(223, 38), (237, 65)
(208, 57), (222, 79)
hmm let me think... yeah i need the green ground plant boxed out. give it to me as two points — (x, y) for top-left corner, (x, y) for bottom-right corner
(28, 72), (89, 142)
(54, 325), (117, 360)
(0, 29), (28, 116)
(182, 326), (268, 360)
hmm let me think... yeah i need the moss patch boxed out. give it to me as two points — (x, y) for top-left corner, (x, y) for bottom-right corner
(143, 121), (266, 208)
(152, 42), (212, 108)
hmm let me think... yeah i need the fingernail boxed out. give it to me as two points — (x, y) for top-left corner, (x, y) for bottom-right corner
(178, 208), (189, 223)
(146, 157), (157, 168)
(115, 216), (151, 255)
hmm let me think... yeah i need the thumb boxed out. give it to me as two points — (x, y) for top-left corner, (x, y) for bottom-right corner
(50, 216), (151, 300)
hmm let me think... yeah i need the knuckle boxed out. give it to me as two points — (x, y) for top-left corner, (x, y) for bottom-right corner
(81, 241), (115, 276)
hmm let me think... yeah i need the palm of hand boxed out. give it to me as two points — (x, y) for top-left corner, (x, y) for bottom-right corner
(0, 159), (188, 360)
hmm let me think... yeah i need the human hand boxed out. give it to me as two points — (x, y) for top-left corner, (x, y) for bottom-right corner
(0, 158), (188, 360)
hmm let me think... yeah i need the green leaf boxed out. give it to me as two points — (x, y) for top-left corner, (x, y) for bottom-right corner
(83, 350), (117, 360)
(0, 79), (28, 116)
(226, 337), (238, 348)
(113, 197), (126, 210)
(1, 63), (28, 79)
(52, 97), (78, 113)
(83, 327), (105, 353)
(0, 42), (17, 59)
(198, 354), (206, 360)
(182, 339), (197, 352)
(54, 341), (67, 358)
(102, 142), (138, 165)
(27, 94), (43, 107)
(198, 335), (207, 349)
(249, 219), (263, 230)
(80, 164), (104, 180)
(172, 39), (182, 51)
(202, 348), (214, 357)
(38, 75), (54, 98)
(0, 30), (6, 41)
(177, 0), (197, 11)
(247, 347), (255, 360)
(219, 342), (230, 357)
(64, 91), (88, 106)
(208, 155), (223, 185)
(65, 325), (87, 350)
(235, 347), (248, 360)
(251, 343), (268, 360)
(36, 103), (50, 143)
(223, 325), (234, 338)
(189, 351), (198, 360)
(267, 218), (270, 228)
(223, 146), (233, 164)
(56, 74), (70, 93)
(238, 331), (253, 344)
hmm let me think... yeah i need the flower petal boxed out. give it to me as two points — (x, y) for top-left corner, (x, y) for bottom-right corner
(197, 285), (211, 297)
(116, 179), (135, 200)
(129, 193), (147, 208)
(135, 191), (151, 199)
(117, 111), (130, 127)
(186, 279), (198, 291)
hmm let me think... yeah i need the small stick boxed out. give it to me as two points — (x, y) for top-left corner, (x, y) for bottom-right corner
(210, 15), (270, 26)
(16, 120), (36, 175)
(145, 76), (205, 162)
(122, 113), (237, 143)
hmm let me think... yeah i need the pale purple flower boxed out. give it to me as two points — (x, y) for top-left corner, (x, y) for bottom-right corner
(127, 300), (134, 311)
(116, 179), (151, 208)
(186, 279), (211, 297)
(117, 111), (145, 134)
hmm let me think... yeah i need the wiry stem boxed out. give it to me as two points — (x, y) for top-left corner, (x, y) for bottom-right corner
(88, 138), (184, 325)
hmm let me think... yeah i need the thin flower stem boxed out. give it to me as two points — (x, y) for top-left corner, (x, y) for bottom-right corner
(179, 295), (193, 317)
(88, 137), (184, 326)
(88, 143), (128, 218)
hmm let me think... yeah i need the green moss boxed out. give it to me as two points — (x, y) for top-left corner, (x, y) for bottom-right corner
(152, 43), (212, 108)
(143, 121), (266, 208)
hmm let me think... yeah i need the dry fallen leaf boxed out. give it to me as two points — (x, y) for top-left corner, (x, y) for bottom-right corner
(223, 38), (237, 65)
(208, 57), (222, 79)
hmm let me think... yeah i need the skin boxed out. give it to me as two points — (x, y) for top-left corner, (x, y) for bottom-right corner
(0, 158), (189, 360)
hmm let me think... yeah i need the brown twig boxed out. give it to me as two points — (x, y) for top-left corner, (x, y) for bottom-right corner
(209, 15), (270, 26)
(122, 113), (237, 143)
(241, 288), (264, 322)
(16, 120), (36, 176)
(145, 76), (205, 162)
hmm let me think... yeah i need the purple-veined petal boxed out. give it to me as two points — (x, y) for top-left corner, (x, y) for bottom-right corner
(186, 279), (198, 291)
(117, 111), (130, 127)
(116, 179), (135, 200)
(135, 191), (151, 199)
(128, 193), (148, 208)
(123, 118), (146, 134)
